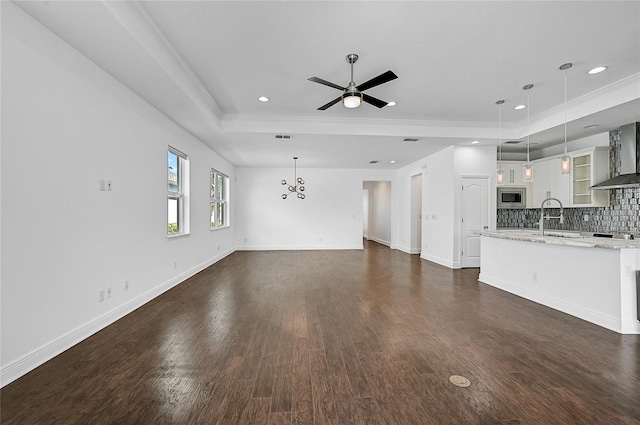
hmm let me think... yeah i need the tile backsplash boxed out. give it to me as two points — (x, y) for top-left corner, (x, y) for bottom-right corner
(497, 128), (640, 235)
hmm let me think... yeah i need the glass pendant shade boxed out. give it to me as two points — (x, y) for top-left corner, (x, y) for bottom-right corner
(343, 94), (361, 108)
(523, 163), (534, 182)
(560, 154), (571, 174)
(496, 168), (505, 185)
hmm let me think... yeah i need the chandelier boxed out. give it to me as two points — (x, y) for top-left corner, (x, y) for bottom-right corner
(281, 157), (305, 199)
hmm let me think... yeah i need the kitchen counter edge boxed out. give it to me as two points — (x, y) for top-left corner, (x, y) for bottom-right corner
(479, 230), (640, 250)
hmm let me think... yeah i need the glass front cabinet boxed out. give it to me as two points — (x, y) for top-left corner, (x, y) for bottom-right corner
(570, 147), (610, 207)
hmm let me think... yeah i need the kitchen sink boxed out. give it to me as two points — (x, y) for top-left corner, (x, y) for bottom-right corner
(544, 231), (587, 238)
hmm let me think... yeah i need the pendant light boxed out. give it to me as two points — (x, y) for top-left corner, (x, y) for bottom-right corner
(522, 84), (534, 182)
(559, 63), (572, 174)
(496, 99), (505, 185)
(281, 157), (306, 199)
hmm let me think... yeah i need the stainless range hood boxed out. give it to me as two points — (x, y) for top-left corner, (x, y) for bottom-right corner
(590, 122), (640, 190)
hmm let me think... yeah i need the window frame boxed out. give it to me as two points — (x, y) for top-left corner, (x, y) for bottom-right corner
(210, 168), (229, 230)
(168, 146), (189, 237)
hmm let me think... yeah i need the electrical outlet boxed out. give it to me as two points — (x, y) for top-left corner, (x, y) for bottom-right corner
(217, 245), (220, 251)
(583, 214), (589, 222)
(125, 280), (129, 291)
(532, 272), (538, 282)
(174, 261), (178, 269)
(106, 287), (112, 299)
(99, 290), (105, 302)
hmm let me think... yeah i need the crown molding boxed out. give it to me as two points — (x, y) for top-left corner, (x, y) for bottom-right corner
(222, 73), (640, 142)
(222, 114), (522, 141)
(515, 72), (640, 139)
(103, 0), (224, 125)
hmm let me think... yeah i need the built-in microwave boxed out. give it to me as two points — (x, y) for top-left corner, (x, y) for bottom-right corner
(497, 187), (526, 209)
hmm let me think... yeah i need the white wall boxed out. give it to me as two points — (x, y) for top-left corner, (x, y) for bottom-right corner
(1, 3), (235, 385)
(235, 168), (395, 250)
(395, 158), (427, 254)
(452, 145), (497, 267)
(421, 147), (456, 266)
(395, 145), (496, 268)
(363, 181), (392, 246)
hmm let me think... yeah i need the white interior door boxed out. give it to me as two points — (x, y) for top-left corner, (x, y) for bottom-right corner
(461, 177), (489, 268)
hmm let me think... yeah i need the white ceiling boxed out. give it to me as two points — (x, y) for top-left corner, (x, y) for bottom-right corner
(13, 0), (640, 169)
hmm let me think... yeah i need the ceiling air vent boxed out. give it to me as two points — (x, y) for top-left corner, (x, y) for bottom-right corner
(369, 160), (379, 164)
(275, 135), (293, 140)
(504, 140), (522, 144)
(403, 138), (420, 142)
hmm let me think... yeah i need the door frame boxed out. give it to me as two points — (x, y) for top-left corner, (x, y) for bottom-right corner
(410, 173), (423, 254)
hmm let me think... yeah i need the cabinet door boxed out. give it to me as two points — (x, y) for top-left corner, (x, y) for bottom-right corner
(550, 157), (571, 207)
(532, 161), (551, 207)
(510, 163), (525, 186)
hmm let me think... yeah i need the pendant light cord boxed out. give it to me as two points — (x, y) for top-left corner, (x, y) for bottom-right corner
(499, 104), (502, 162)
(526, 89), (530, 163)
(563, 67), (568, 155)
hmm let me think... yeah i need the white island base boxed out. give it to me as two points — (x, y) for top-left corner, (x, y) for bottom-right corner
(479, 233), (640, 334)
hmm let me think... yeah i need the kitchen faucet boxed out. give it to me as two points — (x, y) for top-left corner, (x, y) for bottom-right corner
(539, 198), (564, 236)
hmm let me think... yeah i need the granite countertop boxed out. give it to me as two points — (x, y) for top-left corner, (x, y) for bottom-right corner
(480, 229), (640, 250)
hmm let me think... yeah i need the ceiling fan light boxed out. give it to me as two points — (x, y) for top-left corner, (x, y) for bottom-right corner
(343, 93), (361, 108)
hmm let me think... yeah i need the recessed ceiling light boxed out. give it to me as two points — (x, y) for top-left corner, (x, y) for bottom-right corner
(386, 101), (397, 107)
(583, 124), (599, 129)
(258, 96), (269, 102)
(514, 104), (526, 110)
(390, 160), (396, 163)
(471, 140), (480, 144)
(587, 66), (607, 75)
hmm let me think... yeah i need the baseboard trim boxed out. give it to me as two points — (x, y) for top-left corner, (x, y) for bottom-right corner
(421, 253), (455, 269)
(367, 236), (390, 247)
(237, 244), (363, 251)
(0, 249), (235, 388)
(478, 272), (623, 333)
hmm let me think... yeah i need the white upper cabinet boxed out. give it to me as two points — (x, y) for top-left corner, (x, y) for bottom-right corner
(500, 161), (526, 186)
(532, 157), (571, 208)
(570, 147), (610, 207)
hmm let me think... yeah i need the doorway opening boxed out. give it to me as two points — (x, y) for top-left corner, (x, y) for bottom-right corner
(362, 181), (392, 248)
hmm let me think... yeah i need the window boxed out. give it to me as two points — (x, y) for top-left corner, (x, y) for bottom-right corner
(168, 147), (189, 235)
(210, 168), (229, 229)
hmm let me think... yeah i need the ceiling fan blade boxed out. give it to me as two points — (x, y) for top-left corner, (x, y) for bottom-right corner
(356, 70), (398, 92)
(317, 96), (342, 110)
(362, 94), (389, 109)
(308, 77), (346, 91)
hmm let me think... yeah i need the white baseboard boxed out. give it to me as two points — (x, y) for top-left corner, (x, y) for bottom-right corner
(367, 236), (390, 247)
(0, 249), (235, 388)
(478, 272), (624, 333)
(237, 244), (363, 251)
(421, 252), (456, 269)
(397, 245), (420, 254)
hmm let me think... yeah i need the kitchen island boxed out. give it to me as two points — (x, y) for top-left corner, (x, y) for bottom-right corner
(479, 230), (640, 334)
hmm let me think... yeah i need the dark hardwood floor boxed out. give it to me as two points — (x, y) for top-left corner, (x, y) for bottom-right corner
(2, 240), (639, 424)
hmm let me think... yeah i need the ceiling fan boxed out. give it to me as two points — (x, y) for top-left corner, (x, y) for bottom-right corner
(308, 53), (398, 110)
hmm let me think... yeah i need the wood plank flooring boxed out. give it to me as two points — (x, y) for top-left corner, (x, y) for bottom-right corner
(2, 240), (639, 424)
